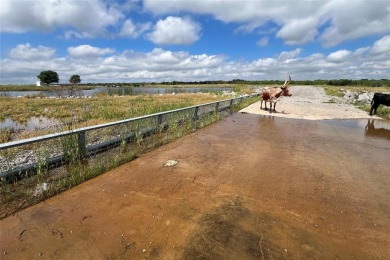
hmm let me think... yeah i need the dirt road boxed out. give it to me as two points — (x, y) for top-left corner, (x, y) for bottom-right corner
(242, 85), (377, 120)
(0, 87), (389, 259)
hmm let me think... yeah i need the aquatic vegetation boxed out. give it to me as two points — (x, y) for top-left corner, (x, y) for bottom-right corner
(0, 93), (234, 141)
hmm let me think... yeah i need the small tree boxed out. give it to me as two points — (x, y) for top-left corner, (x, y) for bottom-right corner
(69, 75), (81, 85)
(37, 70), (59, 85)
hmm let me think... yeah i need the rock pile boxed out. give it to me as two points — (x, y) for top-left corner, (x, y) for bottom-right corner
(341, 89), (390, 104)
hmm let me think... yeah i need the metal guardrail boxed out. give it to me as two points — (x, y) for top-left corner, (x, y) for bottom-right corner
(0, 94), (259, 179)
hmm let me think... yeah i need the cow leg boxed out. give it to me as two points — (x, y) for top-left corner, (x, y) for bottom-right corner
(374, 104), (379, 115)
(273, 102), (277, 112)
(260, 100), (263, 110)
(370, 104), (379, 115)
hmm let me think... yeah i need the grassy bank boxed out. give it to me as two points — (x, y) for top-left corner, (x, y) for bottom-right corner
(0, 83), (258, 91)
(0, 93), (243, 142)
(322, 85), (390, 119)
(322, 85), (390, 97)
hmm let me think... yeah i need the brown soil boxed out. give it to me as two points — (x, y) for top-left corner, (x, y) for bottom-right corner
(1, 113), (389, 259)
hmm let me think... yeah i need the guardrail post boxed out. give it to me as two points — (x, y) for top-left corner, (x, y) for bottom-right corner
(78, 131), (87, 158)
(156, 114), (164, 133)
(193, 106), (199, 121)
(157, 114), (163, 125)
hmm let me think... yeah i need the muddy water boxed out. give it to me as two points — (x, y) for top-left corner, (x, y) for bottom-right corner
(0, 114), (389, 259)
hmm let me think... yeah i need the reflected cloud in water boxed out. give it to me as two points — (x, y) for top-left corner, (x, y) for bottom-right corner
(0, 117), (59, 131)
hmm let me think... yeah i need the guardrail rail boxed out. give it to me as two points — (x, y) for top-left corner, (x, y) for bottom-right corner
(0, 94), (259, 181)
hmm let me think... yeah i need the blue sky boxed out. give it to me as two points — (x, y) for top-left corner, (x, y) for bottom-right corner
(1, 0), (389, 84)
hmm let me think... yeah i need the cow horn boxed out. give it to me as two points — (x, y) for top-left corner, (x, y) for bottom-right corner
(283, 75), (291, 87)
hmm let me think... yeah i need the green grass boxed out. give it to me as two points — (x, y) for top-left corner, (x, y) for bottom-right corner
(355, 102), (390, 119)
(322, 85), (390, 97)
(0, 93), (237, 141)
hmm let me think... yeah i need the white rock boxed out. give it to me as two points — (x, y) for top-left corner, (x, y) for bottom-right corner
(164, 160), (178, 167)
(34, 183), (48, 196)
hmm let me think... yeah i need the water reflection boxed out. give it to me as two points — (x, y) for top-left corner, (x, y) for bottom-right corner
(257, 116), (390, 145)
(365, 119), (390, 140)
(0, 117), (59, 131)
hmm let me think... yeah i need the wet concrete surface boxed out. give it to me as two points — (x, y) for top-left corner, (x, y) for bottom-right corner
(0, 113), (389, 259)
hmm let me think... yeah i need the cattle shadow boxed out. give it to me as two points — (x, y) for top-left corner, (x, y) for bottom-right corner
(365, 119), (390, 140)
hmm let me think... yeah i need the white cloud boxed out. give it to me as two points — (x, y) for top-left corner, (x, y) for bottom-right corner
(278, 49), (303, 61)
(0, 0), (123, 37)
(63, 30), (95, 40)
(143, 0), (390, 47)
(120, 19), (152, 38)
(320, 0), (390, 47)
(367, 35), (390, 62)
(370, 35), (390, 54)
(257, 37), (269, 47)
(327, 50), (352, 63)
(354, 47), (370, 56)
(67, 45), (115, 58)
(276, 18), (319, 45)
(146, 16), (201, 45)
(1, 0), (389, 48)
(120, 19), (138, 38)
(1, 39), (390, 84)
(9, 43), (55, 60)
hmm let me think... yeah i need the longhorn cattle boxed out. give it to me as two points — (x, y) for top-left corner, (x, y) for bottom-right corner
(369, 93), (390, 115)
(261, 76), (292, 113)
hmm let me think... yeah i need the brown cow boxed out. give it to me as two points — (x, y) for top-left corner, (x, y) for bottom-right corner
(261, 76), (292, 113)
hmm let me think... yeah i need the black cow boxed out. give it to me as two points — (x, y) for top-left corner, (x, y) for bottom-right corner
(370, 93), (390, 115)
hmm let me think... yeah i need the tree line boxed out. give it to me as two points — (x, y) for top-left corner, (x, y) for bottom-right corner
(37, 70), (81, 85)
(37, 70), (388, 87)
(155, 79), (389, 87)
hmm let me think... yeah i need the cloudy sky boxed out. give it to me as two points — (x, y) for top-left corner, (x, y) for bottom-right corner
(1, 0), (390, 84)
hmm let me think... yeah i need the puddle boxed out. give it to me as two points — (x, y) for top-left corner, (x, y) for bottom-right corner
(0, 117), (59, 131)
(363, 119), (390, 140)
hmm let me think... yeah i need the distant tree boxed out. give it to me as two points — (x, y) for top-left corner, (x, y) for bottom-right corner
(37, 70), (59, 85)
(69, 75), (81, 85)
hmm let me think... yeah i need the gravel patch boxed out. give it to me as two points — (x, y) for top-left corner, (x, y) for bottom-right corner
(241, 86), (381, 120)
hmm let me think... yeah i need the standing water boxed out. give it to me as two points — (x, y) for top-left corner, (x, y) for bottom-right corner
(0, 113), (389, 258)
(0, 86), (233, 97)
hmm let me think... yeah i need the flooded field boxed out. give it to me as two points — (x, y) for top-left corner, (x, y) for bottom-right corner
(0, 86), (232, 98)
(0, 116), (59, 131)
(0, 113), (389, 259)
